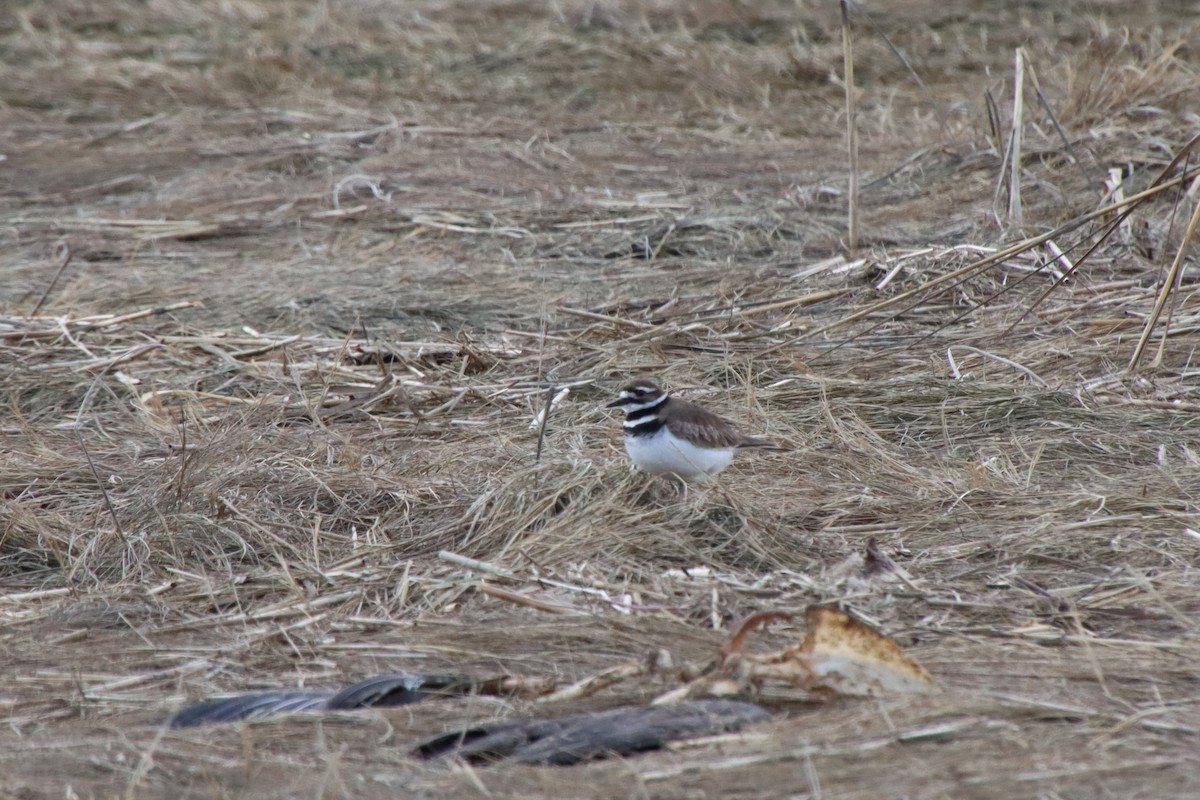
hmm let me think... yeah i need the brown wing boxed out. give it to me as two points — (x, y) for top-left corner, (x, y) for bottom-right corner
(667, 400), (778, 449)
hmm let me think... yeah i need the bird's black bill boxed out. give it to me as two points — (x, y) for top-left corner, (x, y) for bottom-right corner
(606, 398), (626, 408)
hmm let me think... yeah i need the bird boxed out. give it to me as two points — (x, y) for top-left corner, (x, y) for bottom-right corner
(606, 379), (777, 481)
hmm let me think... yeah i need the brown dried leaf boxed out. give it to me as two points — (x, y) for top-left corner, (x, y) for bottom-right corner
(779, 606), (936, 697)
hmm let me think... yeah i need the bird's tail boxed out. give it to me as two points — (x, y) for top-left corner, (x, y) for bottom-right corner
(737, 437), (783, 450)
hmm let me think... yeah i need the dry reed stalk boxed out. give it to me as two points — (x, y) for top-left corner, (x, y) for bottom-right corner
(1128, 193), (1200, 371)
(28, 242), (72, 318)
(840, 0), (859, 250)
(1008, 48), (1026, 225)
(770, 163), (1200, 357)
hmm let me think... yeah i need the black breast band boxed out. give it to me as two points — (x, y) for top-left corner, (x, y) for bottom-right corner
(625, 418), (664, 437)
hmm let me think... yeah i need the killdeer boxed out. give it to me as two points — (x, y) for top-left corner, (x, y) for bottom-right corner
(607, 380), (777, 481)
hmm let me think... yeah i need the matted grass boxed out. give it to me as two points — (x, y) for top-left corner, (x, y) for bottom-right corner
(2, 0), (1199, 797)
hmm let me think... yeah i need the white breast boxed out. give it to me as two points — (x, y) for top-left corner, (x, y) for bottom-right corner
(623, 428), (736, 481)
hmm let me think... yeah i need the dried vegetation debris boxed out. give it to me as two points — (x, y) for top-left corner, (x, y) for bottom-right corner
(167, 606), (931, 767)
(1, 0), (1200, 796)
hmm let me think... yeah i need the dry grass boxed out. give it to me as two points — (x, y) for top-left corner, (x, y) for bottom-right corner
(2, 0), (1200, 797)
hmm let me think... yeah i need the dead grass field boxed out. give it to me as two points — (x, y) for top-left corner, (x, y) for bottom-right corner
(2, 0), (1200, 796)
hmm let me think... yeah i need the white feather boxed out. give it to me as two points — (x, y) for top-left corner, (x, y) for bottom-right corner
(623, 427), (735, 481)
